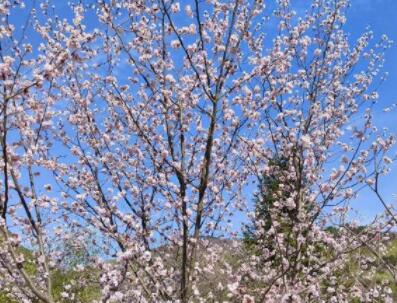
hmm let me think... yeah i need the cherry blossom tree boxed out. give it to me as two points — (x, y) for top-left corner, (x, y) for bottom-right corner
(0, 0), (396, 302)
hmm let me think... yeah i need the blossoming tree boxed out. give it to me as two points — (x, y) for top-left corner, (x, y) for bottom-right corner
(0, 0), (396, 302)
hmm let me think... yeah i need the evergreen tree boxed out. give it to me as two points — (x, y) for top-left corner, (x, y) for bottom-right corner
(244, 157), (291, 249)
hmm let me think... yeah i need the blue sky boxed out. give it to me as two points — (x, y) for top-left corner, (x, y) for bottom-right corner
(7, 0), (397, 233)
(342, 0), (397, 222)
(230, 0), (397, 229)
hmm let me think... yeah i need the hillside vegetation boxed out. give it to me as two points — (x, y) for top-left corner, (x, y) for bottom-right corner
(1, 235), (397, 302)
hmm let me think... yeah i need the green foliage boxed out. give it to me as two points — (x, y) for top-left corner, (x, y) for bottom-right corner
(51, 267), (101, 302)
(0, 236), (37, 302)
(51, 235), (101, 302)
(2, 233), (397, 302)
(0, 293), (17, 303)
(19, 246), (37, 276)
(244, 157), (290, 247)
(0, 234), (101, 303)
